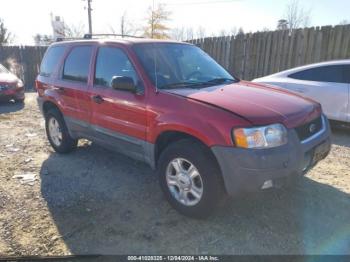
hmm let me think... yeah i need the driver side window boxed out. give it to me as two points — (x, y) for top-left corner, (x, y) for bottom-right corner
(94, 47), (138, 87)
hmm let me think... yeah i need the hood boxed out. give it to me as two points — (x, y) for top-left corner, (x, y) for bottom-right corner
(0, 72), (18, 84)
(165, 81), (321, 128)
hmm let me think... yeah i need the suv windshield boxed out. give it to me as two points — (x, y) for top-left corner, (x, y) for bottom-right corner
(133, 43), (237, 89)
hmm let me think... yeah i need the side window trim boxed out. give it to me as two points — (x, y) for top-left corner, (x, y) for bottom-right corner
(61, 45), (94, 84)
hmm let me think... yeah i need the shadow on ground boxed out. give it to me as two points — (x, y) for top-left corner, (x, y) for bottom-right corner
(330, 124), (350, 148)
(0, 101), (24, 114)
(39, 142), (350, 255)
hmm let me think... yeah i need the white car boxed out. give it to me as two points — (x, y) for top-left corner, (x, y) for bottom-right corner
(253, 60), (350, 123)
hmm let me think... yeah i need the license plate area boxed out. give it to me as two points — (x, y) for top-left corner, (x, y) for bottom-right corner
(312, 141), (330, 164)
(302, 141), (330, 173)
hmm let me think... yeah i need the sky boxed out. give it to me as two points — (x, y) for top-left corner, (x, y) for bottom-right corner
(0, 0), (349, 44)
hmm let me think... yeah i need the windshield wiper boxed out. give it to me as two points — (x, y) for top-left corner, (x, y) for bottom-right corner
(160, 81), (211, 89)
(160, 78), (237, 89)
(206, 78), (236, 84)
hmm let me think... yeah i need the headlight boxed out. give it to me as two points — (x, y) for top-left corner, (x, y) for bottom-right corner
(233, 124), (288, 149)
(16, 80), (24, 88)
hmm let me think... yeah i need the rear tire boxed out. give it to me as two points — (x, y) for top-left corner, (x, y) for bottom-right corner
(15, 98), (25, 104)
(45, 108), (77, 154)
(157, 139), (225, 219)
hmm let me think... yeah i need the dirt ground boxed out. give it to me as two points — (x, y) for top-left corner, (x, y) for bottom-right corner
(0, 92), (349, 256)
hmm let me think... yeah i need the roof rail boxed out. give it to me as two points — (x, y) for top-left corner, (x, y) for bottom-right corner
(56, 37), (85, 42)
(55, 34), (144, 42)
(83, 33), (144, 39)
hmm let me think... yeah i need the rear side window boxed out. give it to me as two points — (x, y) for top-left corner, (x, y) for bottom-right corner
(40, 46), (66, 77)
(94, 47), (138, 87)
(63, 46), (93, 83)
(288, 65), (346, 84)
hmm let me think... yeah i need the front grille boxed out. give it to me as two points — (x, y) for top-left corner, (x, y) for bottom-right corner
(295, 116), (323, 141)
(0, 83), (12, 91)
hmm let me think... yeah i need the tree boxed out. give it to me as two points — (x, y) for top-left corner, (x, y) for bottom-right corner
(51, 15), (85, 39)
(33, 34), (53, 46)
(63, 22), (85, 38)
(110, 12), (140, 36)
(0, 18), (12, 45)
(283, 0), (311, 32)
(185, 27), (194, 40)
(339, 20), (349, 25)
(237, 27), (244, 36)
(277, 19), (288, 30)
(171, 26), (207, 41)
(196, 26), (206, 39)
(170, 26), (186, 41)
(143, 3), (171, 39)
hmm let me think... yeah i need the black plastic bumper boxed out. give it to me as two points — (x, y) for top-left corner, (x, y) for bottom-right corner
(211, 115), (331, 196)
(0, 89), (25, 101)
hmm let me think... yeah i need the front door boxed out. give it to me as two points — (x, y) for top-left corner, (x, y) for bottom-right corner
(90, 45), (148, 161)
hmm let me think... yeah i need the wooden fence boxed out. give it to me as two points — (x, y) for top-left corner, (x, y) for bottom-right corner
(1, 25), (350, 89)
(0, 46), (47, 89)
(189, 25), (350, 80)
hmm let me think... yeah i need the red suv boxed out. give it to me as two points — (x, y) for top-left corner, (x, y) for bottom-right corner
(36, 35), (331, 218)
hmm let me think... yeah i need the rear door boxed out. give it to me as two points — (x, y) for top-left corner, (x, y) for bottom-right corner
(89, 45), (148, 161)
(286, 65), (349, 122)
(54, 45), (94, 134)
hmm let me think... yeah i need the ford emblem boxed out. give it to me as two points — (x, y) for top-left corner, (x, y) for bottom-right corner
(309, 123), (316, 133)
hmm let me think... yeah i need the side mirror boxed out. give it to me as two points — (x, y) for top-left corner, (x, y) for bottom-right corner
(111, 76), (136, 93)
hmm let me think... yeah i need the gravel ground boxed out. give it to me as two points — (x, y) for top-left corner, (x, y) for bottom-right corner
(0, 93), (349, 256)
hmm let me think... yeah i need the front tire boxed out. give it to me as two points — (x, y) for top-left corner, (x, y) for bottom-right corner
(157, 139), (225, 218)
(45, 109), (77, 153)
(14, 98), (25, 104)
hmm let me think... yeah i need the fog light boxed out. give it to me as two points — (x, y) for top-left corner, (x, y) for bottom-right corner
(262, 180), (273, 189)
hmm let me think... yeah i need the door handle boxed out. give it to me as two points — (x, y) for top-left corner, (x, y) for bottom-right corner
(92, 95), (104, 104)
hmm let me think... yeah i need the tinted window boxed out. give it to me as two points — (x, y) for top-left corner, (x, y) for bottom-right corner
(345, 65), (350, 83)
(63, 46), (93, 83)
(94, 47), (138, 87)
(40, 46), (66, 77)
(289, 65), (346, 83)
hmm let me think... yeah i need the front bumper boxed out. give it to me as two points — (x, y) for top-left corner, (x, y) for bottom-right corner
(0, 87), (25, 101)
(211, 115), (331, 196)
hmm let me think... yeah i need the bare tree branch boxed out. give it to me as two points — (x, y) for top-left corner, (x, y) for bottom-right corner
(284, 0), (311, 32)
(0, 18), (13, 45)
(63, 22), (86, 38)
(110, 12), (141, 36)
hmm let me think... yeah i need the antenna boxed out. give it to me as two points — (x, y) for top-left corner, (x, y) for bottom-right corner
(153, 44), (158, 92)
